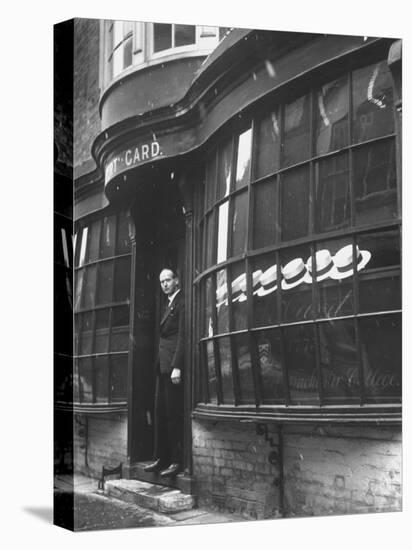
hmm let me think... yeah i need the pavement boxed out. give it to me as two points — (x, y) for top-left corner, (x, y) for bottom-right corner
(54, 474), (241, 532)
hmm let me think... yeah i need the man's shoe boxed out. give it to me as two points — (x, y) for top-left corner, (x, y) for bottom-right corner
(144, 458), (163, 473)
(160, 463), (181, 477)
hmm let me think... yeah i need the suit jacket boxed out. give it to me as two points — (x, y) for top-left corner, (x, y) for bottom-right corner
(158, 291), (185, 374)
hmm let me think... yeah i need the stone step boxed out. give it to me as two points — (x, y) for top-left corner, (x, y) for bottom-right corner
(104, 479), (196, 514)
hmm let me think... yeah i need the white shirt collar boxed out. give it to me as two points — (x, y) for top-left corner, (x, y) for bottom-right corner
(168, 288), (180, 305)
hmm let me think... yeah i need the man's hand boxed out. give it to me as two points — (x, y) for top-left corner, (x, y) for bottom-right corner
(171, 368), (181, 385)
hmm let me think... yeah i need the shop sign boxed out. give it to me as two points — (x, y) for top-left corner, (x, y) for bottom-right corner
(105, 140), (161, 183)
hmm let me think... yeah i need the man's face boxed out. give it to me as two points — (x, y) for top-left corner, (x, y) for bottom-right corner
(159, 269), (179, 296)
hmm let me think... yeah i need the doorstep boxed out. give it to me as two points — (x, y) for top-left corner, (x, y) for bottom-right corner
(105, 479), (196, 514)
(123, 461), (195, 495)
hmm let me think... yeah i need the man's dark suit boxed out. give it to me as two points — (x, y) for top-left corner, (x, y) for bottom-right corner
(154, 290), (185, 466)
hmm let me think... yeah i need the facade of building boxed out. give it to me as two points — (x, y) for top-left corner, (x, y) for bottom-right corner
(55, 18), (402, 519)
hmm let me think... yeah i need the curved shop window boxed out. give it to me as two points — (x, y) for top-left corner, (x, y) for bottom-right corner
(74, 211), (132, 408)
(195, 59), (401, 414)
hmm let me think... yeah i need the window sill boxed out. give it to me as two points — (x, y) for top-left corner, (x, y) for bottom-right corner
(192, 403), (401, 424)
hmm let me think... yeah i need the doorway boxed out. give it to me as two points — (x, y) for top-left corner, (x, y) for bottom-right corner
(128, 173), (186, 474)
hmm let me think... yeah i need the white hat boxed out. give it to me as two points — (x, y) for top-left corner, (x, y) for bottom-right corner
(256, 264), (278, 296)
(231, 273), (246, 303)
(281, 258), (312, 290)
(306, 249), (337, 282)
(331, 244), (371, 280)
(216, 282), (228, 307)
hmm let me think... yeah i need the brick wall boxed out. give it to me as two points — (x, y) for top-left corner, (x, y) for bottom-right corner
(74, 414), (127, 478)
(192, 419), (401, 519)
(74, 18), (101, 179)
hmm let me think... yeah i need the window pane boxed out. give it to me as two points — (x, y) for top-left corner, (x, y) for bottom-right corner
(204, 341), (217, 404)
(280, 245), (313, 323)
(111, 355), (128, 401)
(357, 230), (401, 313)
(218, 337), (234, 404)
(216, 269), (229, 334)
(256, 330), (285, 403)
(94, 309), (110, 354)
(217, 138), (233, 200)
(204, 212), (215, 268)
(315, 76), (349, 154)
(281, 166), (309, 241)
(315, 153), (350, 233)
(96, 260), (114, 305)
(116, 211), (131, 255)
(113, 46), (123, 77)
(283, 324), (319, 405)
(205, 151), (217, 210)
(202, 276), (214, 337)
(234, 333), (254, 404)
(123, 35), (133, 68)
(153, 23), (172, 52)
(78, 227), (88, 267)
(100, 215), (116, 258)
(230, 192), (248, 257)
(235, 128), (252, 189)
(360, 314), (401, 402)
(79, 312), (93, 355)
(113, 256), (131, 302)
(74, 268), (85, 311)
(79, 357), (93, 403)
(112, 305), (130, 327)
(252, 254), (279, 327)
(217, 201), (229, 263)
(255, 111), (280, 179)
(111, 328), (129, 352)
(74, 359), (80, 402)
(318, 319), (360, 403)
(253, 178), (278, 249)
(95, 356), (109, 403)
(353, 140), (397, 226)
(283, 94), (311, 167)
(87, 220), (101, 262)
(174, 24), (196, 47)
(230, 262), (248, 332)
(315, 238), (354, 319)
(82, 265), (97, 309)
(352, 61), (394, 144)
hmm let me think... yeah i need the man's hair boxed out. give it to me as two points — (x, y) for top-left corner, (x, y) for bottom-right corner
(160, 267), (179, 280)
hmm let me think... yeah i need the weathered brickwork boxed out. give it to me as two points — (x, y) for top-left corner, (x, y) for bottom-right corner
(74, 18), (101, 179)
(74, 414), (127, 479)
(192, 420), (401, 519)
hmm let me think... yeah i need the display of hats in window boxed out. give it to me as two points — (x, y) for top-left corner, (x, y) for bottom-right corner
(216, 281), (228, 307)
(231, 273), (246, 303)
(331, 244), (371, 280)
(256, 265), (278, 296)
(281, 258), (312, 290)
(306, 249), (338, 281)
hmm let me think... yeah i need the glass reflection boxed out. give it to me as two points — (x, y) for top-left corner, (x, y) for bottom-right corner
(202, 276), (214, 338)
(231, 192), (248, 257)
(218, 337), (234, 404)
(255, 111), (280, 179)
(281, 246), (313, 323)
(231, 263), (247, 332)
(235, 128), (252, 189)
(318, 319), (360, 403)
(111, 355), (128, 401)
(354, 140), (397, 226)
(360, 314), (401, 402)
(216, 269), (229, 334)
(79, 357), (93, 403)
(217, 138), (233, 200)
(95, 356), (109, 403)
(217, 201), (229, 263)
(315, 76), (349, 154)
(283, 94), (310, 167)
(253, 254), (278, 327)
(352, 61), (394, 144)
(256, 330), (285, 403)
(88, 220), (101, 262)
(234, 334), (254, 404)
(316, 153), (350, 233)
(100, 215), (116, 258)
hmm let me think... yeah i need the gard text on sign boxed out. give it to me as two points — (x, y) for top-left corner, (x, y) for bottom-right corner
(105, 140), (161, 183)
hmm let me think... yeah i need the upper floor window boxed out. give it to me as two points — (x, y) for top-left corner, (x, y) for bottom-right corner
(153, 23), (196, 53)
(107, 20), (134, 80)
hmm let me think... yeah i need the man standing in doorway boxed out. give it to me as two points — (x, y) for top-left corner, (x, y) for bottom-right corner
(144, 268), (184, 477)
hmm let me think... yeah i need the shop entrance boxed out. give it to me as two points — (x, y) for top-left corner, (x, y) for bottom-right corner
(127, 173), (186, 477)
